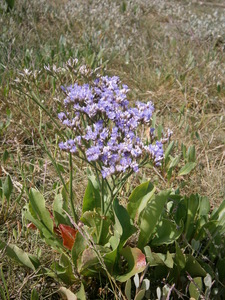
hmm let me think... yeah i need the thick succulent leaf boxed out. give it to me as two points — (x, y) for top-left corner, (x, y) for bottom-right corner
(25, 209), (53, 239)
(198, 196), (210, 216)
(169, 155), (180, 169)
(113, 198), (137, 248)
(59, 224), (77, 250)
(217, 258), (225, 282)
(29, 188), (53, 234)
(2, 175), (13, 201)
(196, 220), (219, 241)
(144, 246), (174, 268)
(127, 181), (155, 220)
(52, 262), (75, 285)
(184, 194), (199, 241)
(210, 200), (225, 227)
(174, 198), (187, 225)
(189, 277), (202, 300)
(53, 193), (71, 227)
(185, 255), (207, 277)
(81, 210), (112, 244)
(138, 190), (170, 249)
(77, 247), (104, 276)
(134, 289), (146, 300)
(151, 218), (183, 246)
(102, 246), (119, 273)
(178, 162), (197, 176)
(164, 141), (174, 165)
(125, 278), (132, 300)
(0, 240), (40, 270)
(116, 247), (146, 282)
(82, 175), (101, 213)
(51, 254), (76, 285)
(58, 287), (77, 300)
(175, 242), (186, 270)
(3, 175), (13, 201)
(72, 231), (88, 268)
(187, 145), (196, 162)
(76, 283), (86, 300)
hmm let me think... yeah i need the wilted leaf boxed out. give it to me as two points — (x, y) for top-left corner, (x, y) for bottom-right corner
(59, 224), (77, 250)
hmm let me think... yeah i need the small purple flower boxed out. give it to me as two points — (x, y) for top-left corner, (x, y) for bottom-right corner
(101, 165), (115, 178)
(99, 128), (109, 141)
(131, 162), (139, 172)
(70, 145), (77, 153)
(59, 141), (67, 150)
(86, 146), (101, 162)
(58, 112), (66, 120)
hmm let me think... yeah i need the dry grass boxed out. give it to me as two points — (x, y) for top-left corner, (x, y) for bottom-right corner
(0, 0), (224, 298)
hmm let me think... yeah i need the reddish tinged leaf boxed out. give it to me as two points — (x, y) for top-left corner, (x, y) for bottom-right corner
(59, 224), (77, 250)
(27, 223), (37, 230)
(116, 247), (147, 282)
(54, 226), (61, 236)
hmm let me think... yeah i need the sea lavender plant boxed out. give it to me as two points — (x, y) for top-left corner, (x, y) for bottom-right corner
(58, 75), (166, 179)
(57, 74), (172, 245)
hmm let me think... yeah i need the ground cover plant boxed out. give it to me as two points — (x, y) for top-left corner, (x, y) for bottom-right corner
(0, 0), (224, 299)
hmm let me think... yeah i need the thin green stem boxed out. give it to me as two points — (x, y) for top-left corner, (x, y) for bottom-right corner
(69, 153), (78, 223)
(104, 170), (134, 217)
(98, 176), (106, 244)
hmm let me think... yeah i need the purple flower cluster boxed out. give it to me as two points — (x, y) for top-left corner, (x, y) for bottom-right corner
(58, 75), (164, 178)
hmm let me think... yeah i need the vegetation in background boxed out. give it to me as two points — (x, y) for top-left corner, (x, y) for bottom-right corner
(0, 0), (224, 299)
